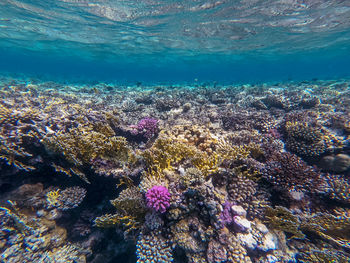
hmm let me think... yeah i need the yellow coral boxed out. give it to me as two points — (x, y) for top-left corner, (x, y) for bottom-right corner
(46, 189), (61, 207)
(265, 206), (305, 239)
(94, 213), (140, 233)
(301, 213), (350, 249)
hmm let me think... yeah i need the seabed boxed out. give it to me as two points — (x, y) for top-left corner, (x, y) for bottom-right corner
(0, 76), (350, 263)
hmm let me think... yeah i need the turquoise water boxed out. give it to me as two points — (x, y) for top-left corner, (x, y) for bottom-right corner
(1, 0), (350, 83)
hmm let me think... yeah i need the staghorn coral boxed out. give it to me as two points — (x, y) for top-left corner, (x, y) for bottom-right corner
(266, 205), (350, 250)
(146, 185), (171, 213)
(43, 123), (131, 166)
(261, 152), (322, 192)
(141, 135), (219, 179)
(46, 186), (86, 210)
(136, 230), (173, 263)
(139, 173), (169, 193)
(43, 119), (138, 181)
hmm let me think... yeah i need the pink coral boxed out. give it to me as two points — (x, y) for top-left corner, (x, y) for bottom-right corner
(131, 118), (159, 139)
(146, 186), (171, 213)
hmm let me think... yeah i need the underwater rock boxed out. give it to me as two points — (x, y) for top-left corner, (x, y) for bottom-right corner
(320, 153), (350, 172)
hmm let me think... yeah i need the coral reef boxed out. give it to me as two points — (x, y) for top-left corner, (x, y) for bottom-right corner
(261, 152), (322, 192)
(1, 78), (350, 262)
(0, 201), (89, 263)
(284, 121), (326, 156)
(131, 117), (159, 139)
(46, 186), (87, 210)
(136, 231), (173, 263)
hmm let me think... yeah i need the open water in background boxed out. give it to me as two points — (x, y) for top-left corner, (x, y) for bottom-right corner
(0, 0), (350, 84)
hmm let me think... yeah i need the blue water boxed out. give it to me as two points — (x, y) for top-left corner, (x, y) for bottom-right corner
(1, 0), (350, 83)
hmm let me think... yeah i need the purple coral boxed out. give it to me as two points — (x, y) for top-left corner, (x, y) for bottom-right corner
(220, 201), (250, 232)
(220, 201), (235, 226)
(146, 186), (171, 213)
(132, 118), (159, 139)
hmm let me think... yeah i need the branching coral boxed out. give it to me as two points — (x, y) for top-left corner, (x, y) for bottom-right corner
(261, 152), (322, 192)
(221, 109), (276, 133)
(0, 106), (42, 171)
(0, 200), (88, 262)
(301, 213), (350, 249)
(141, 135), (219, 179)
(320, 174), (350, 204)
(266, 205), (350, 250)
(284, 121), (326, 156)
(44, 124), (130, 166)
(297, 249), (350, 263)
(131, 117), (159, 139)
(43, 121), (137, 181)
